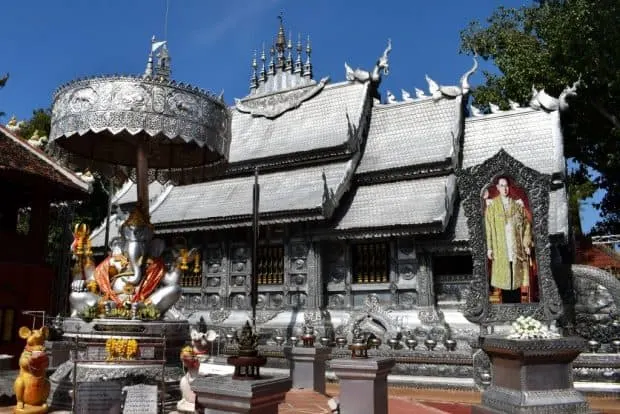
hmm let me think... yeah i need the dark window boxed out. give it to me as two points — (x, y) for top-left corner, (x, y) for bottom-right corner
(258, 245), (284, 285)
(0, 308), (15, 342)
(352, 243), (389, 283)
(433, 255), (473, 276)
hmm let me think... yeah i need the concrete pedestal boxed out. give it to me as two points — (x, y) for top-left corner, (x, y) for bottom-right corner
(284, 346), (331, 394)
(473, 336), (592, 414)
(192, 375), (292, 414)
(330, 357), (395, 414)
(44, 340), (71, 369)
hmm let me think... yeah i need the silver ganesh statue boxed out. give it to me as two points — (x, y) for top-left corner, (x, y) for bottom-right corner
(69, 208), (192, 319)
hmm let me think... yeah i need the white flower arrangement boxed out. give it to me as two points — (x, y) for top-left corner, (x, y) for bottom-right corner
(506, 316), (560, 340)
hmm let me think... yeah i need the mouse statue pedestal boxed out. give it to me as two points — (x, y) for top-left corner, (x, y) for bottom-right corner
(13, 326), (50, 414)
(174, 347), (200, 414)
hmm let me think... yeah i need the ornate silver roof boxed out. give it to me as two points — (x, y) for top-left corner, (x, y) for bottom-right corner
(334, 175), (457, 232)
(356, 98), (463, 175)
(149, 160), (355, 232)
(463, 108), (565, 177)
(229, 82), (368, 164)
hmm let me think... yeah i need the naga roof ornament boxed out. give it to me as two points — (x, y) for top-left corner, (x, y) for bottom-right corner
(529, 79), (581, 112)
(344, 39), (392, 84)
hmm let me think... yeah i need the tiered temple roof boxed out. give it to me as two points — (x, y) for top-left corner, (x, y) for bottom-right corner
(90, 20), (570, 249)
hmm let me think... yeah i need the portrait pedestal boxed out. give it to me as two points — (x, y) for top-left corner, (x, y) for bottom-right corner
(330, 357), (395, 414)
(472, 336), (592, 414)
(192, 375), (291, 414)
(284, 346), (331, 394)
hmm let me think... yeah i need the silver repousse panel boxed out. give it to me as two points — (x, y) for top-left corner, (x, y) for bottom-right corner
(357, 98), (460, 174)
(335, 175), (456, 230)
(228, 81), (366, 163)
(462, 109), (561, 175)
(150, 161), (351, 225)
(49, 75), (231, 169)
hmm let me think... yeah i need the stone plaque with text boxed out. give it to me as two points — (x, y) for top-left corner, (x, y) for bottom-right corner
(122, 384), (158, 414)
(75, 381), (122, 414)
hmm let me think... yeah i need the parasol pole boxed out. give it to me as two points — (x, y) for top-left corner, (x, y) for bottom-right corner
(136, 139), (150, 216)
(251, 167), (260, 330)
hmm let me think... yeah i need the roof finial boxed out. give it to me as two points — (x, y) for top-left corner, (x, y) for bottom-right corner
(259, 43), (267, 83)
(157, 43), (171, 80)
(250, 50), (258, 92)
(275, 13), (286, 70)
(285, 31), (293, 72)
(294, 33), (303, 74)
(268, 42), (275, 75)
(303, 35), (312, 79)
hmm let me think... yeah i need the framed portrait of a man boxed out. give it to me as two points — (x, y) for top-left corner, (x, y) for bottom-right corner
(483, 176), (538, 304)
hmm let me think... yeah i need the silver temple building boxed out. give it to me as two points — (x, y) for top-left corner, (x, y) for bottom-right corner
(85, 20), (619, 391)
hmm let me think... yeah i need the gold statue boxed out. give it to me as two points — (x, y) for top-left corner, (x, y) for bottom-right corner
(13, 326), (50, 414)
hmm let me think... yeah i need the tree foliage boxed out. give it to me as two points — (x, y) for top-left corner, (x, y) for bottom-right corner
(460, 0), (620, 234)
(0, 73), (8, 118)
(19, 108), (52, 141)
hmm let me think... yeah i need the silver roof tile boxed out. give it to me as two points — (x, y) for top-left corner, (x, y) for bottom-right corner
(357, 98), (460, 174)
(335, 175), (456, 230)
(463, 109), (564, 175)
(229, 82), (367, 163)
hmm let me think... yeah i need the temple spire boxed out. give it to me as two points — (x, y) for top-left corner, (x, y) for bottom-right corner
(285, 31), (293, 72)
(259, 43), (267, 83)
(249, 51), (258, 92)
(303, 35), (312, 79)
(294, 33), (303, 74)
(268, 43), (275, 76)
(275, 13), (286, 70)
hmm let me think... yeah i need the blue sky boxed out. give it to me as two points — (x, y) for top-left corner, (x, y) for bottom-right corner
(0, 0), (600, 231)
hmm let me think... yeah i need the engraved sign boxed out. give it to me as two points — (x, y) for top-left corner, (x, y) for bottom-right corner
(140, 346), (155, 359)
(122, 384), (158, 414)
(75, 381), (122, 414)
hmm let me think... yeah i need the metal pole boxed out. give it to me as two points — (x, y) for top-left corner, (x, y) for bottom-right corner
(136, 140), (150, 217)
(103, 178), (114, 252)
(251, 167), (260, 330)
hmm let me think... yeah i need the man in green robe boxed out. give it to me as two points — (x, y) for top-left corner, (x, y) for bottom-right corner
(485, 178), (533, 303)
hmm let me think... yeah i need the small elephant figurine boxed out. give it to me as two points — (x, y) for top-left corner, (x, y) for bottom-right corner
(13, 326), (50, 414)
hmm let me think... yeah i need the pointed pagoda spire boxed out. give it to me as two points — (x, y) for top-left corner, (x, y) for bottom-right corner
(259, 43), (267, 83)
(275, 12), (286, 70)
(303, 35), (312, 79)
(294, 33), (303, 74)
(157, 43), (171, 80)
(268, 42), (275, 76)
(285, 31), (293, 72)
(144, 35), (156, 77)
(249, 51), (258, 92)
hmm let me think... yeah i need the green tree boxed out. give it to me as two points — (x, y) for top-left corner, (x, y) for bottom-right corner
(15, 109), (113, 261)
(460, 0), (620, 234)
(19, 108), (52, 141)
(0, 73), (8, 118)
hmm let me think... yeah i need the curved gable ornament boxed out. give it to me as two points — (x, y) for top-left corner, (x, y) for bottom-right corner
(456, 149), (562, 326)
(234, 77), (329, 119)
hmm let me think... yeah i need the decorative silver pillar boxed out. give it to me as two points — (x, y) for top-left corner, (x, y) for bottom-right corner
(330, 357), (395, 414)
(284, 346), (331, 394)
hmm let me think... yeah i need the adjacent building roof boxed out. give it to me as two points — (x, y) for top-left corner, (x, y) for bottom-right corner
(0, 125), (90, 199)
(462, 109), (564, 176)
(112, 180), (168, 205)
(228, 81), (368, 164)
(357, 98), (461, 175)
